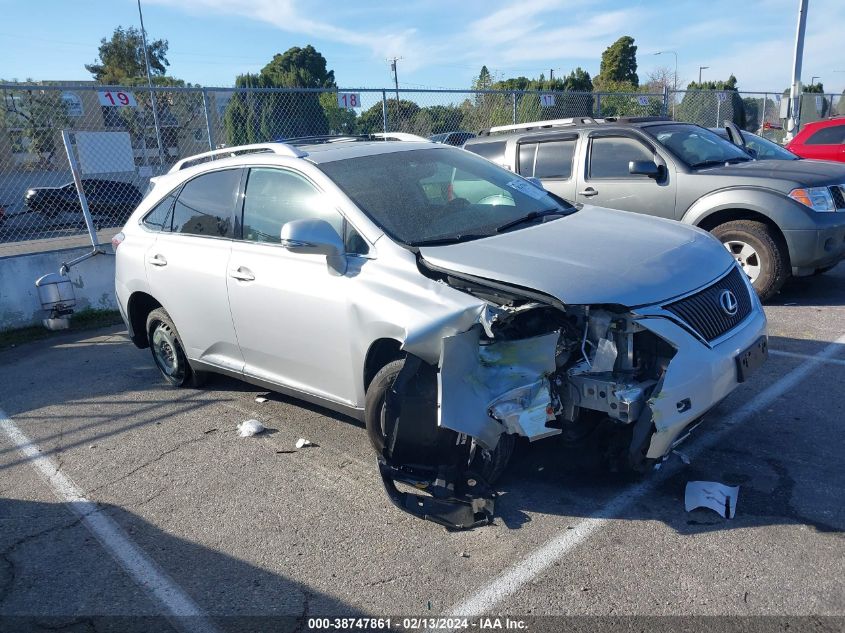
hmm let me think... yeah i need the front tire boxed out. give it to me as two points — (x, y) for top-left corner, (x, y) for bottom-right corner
(145, 308), (206, 388)
(364, 359), (514, 484)
(711, 220), (788, 301)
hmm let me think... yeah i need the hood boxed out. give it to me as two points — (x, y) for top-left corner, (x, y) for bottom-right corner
(420, 206), (735, 307)
(697, 159), (845, 188)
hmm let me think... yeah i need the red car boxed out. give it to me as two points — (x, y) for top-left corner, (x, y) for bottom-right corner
(786, 117), (845, 162)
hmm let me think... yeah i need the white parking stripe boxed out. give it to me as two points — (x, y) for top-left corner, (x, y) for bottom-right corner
(449, 333), (845, 617)
(770, 349), (845, 366)
(0, 410), (222, 633)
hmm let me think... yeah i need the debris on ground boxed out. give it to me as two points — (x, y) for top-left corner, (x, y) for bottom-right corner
(237, 419), (265, 437)
(255, 396), (269, 403)
(203, 428), (217, 434)
(684, 481), (740, 519)
(295, 438), (314, 449)
(459, 551), (470, 558)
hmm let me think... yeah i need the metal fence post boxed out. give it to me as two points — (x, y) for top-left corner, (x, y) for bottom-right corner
(662, 85), (670, 118)
(60, 131), (99, 249)
(148, 87), (165, 171)
(512, 92), (517, 124)
(596, 93), (602, 117)
(761, 93), (768, 133)
(201, 88), (215, 150)
(381, 90), (388, 133)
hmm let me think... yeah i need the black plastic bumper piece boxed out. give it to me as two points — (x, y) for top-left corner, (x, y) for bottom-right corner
(377, 460), (495, 530)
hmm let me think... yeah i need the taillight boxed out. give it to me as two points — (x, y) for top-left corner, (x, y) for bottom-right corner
(111, 231), (125, 251)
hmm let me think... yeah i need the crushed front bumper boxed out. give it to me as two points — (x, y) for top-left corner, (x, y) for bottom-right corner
(635, 304), (768, 458)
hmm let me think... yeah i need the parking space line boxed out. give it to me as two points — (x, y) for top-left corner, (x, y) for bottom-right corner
(770, 349), (845, 366)
(0, 408), (222, 633)
(448, 333), (845, 617)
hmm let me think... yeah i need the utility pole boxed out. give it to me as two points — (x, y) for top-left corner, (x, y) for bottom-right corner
(786, 0), (809, 141)
(388, 57), (402, 125)
(698, 66), (709, 84)
(138, 0), (165, 170)
(549, 68), (554, 82)
(654, 51), (678, 118)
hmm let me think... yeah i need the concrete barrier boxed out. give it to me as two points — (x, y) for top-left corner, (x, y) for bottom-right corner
(0, 245), (115, 331)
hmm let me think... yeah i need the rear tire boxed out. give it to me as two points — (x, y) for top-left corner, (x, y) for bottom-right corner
(145, 308), (206, 388)
(364, 359), (514, 484)
(711, 220), (788, 301)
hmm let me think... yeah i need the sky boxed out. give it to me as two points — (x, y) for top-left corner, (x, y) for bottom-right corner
(1, 0), (843, 94)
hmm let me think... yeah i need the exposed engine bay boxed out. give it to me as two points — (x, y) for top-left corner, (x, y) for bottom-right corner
(374, 266), (685, 530)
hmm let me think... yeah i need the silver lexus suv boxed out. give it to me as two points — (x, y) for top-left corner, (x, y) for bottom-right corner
(114, 138), (767, 529)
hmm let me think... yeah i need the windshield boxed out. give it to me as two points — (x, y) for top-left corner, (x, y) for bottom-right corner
(319, 147), (574, 245)
(741, 131), (798, 160)
(647, 124), (752, 168)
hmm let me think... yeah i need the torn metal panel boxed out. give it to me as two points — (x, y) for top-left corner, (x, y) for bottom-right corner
(438, 328), (560, 449)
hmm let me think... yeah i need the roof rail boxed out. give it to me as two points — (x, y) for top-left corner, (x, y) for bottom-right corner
(169, 142), (307, 173)
(483, 117), (600, 135)
(282, 135), (366, 145)
(369, 132), (430, 142)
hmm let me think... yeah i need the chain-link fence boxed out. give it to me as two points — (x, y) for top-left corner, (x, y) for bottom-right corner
(2, 82), (842, 255)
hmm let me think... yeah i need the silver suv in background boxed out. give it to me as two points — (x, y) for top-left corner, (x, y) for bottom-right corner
(465, 117), (845, 300)
(114, 138), (767, 529)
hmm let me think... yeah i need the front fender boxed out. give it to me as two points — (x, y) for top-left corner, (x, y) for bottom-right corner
(681, 186), (819, 231)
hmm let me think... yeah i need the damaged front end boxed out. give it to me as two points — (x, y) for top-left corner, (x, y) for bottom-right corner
(374, 270), (683, 530)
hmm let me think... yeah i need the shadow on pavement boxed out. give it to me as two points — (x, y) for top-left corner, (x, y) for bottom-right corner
(0, 497), (365, 632)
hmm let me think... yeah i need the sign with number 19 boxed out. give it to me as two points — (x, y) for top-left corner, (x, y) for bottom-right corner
(97, 90), (138, 107)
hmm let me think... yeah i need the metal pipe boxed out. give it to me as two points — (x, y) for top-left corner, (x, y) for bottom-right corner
(201, 88), (215, 150)
(138, 0), (165, 168)
(786, 0), (809, 141)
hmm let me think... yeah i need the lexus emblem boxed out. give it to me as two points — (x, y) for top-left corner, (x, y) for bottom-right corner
(719, 289), (738, 316)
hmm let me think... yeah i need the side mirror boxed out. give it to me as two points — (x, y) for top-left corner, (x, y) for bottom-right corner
(280, 218), (347, 274)
(629, 160), (661, 177)
(525, 176), (545, 190)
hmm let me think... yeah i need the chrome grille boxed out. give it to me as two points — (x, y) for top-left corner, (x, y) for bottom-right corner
(830, 185), (845, 210)
(664, 267), (753, 342)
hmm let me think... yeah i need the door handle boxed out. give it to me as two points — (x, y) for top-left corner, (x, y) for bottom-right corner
(578, 187), (599, 197)
(229, 267), (255, 282)
(147, 254), (167, 267)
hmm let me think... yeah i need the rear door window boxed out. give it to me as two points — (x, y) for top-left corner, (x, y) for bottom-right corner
(589, 136), (653, 179)
(171, 169), (240, 238)
(805, 125), (845, 145)
(520, 139), (576, 179)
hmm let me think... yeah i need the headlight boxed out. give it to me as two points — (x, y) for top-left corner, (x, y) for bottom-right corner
(788, 187), (836, 212)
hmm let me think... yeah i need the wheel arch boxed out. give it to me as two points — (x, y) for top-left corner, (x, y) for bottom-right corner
(692, 207), (791, 268)
(363, 338), (405, 393)
(126, 291), (162, 349)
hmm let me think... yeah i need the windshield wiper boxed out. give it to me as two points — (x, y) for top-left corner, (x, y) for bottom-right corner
(494, 208), (571, 233)
(690, 156), (751, 169)
(409, 233), (489, 247)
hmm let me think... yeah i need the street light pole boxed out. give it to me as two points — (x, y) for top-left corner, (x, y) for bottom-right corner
(786, 0), (809, 141)
(138, 0), (165, 169)
(654, 51), (678, 118)
(698, 66), (709, 85)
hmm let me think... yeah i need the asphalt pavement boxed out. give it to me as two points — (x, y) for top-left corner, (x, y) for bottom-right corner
(0, 265), (843, 632)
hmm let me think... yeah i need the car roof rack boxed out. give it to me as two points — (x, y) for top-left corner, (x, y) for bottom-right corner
(169, 142), (307, 173)
(603, 116), (672, 123)
(480, 117), (601, 136)
(282, 135), (367, 145)
(369, 132), (430, 142)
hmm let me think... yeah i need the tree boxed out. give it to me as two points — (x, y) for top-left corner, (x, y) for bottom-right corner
(595, 36), (639, 88)
(678, 75), (745, 127)
(645, 65), (678, 93)
(1, 88), (69, 166)
(560, 67), (593, 92)
(224, 45), (336, 144)
(86, 26), (169, 83)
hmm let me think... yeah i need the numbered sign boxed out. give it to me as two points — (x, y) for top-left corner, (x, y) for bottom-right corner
(98, 90), (138, 107)
(539, 94), (555, 107)
(337, 92), (361, 109)
(637, 95), (649, 106)
(717, 92), (728, 103)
